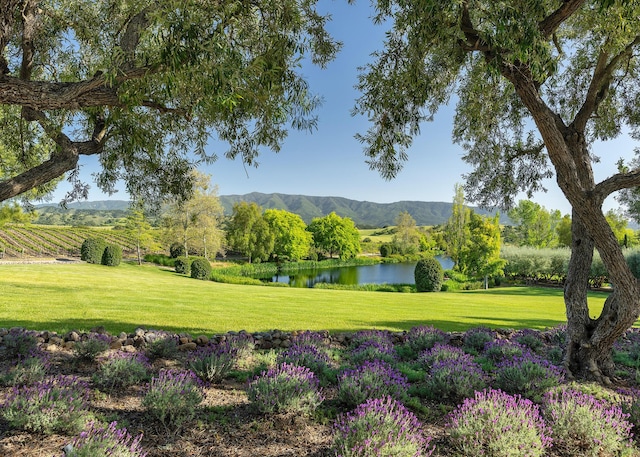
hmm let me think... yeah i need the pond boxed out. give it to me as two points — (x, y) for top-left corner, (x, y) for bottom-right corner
(264, 256), (454, 288)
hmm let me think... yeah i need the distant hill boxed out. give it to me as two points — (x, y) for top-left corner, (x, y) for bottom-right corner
(36, 200), (131, 211)
(219, 192), (509, 227)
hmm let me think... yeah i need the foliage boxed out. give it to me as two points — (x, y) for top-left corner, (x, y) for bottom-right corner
(0, 351), (50, 386)
(543, 388), (635, 457)
(124, 208), (160, 265)
(73, 333), (112, 361)
(1, 375), (92, 434)
(391, 211), (421, 255)
(463, 327), (495, 354)
(0, 203), (34, 226)
(226, 202), (274, 263)
(507, 200), (561, 248)
(187, 343), (238, 383)
(64, 421), (147, 457)
(101, 244), (123, 266)
(404, 326), (450, 358)
(447, 389), (551, 457)
(424, 356), (487, 402)
(142, 370), (204, 432)
(444, 184), (470, 268)
(332, 396), (434, 457)
(457, 212), (505, 284)
(418, 343), (469, 369)
(169, 243), (186, 259)
(145, 332), (179, 361)
(174, 256), (192, 275)
(337, 360), (409, 408)
(349, 340), (398, 365)
(483, 340), (528, 364)
(246, 363), (324, 415)
(190, 257), (212, 280)
(81, 238), (107, 264)
(493, 354), (564, 401)
(93, 353), (151, 392)
(144, 254), (175, 267)
(414, 257), (444, 292)
(276, 344), (332, 377)
(307, 212), (361, 260)
(263, 209), (313, 261)
(2, 328), (39, 359)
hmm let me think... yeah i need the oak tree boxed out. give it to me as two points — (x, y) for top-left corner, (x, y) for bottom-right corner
(355, 0), (640, 382)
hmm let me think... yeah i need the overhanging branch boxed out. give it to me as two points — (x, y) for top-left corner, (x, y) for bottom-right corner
(595, 169), (640, 201)
(539, 0), (586, 38)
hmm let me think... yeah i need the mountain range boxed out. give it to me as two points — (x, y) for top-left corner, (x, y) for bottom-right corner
(37, 193), (508, 227)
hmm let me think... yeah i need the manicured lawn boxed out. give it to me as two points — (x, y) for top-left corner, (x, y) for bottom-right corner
(1, 262), (608, 335)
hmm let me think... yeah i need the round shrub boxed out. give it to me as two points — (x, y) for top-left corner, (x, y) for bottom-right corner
(425, 356), (487, 402)
(350, 340), (398, 365)
(81, 237), (107, 264)
(0, 351), (50, 386)
(190, 257), (212, 280)
(101, 244), (122, 266)
(404, 325), (450, 358)
(73, 333), (112, 361)
(337, 360), (409, 408)
(2, 328), (39, 359)
(493, 354), (564, 401)
(93, 353), (150, 392)
(187, 342), (238, 383)
(447, 389), (551, 457)
(462, 326), (494, 354)
(414, 257), (444, 292)
(174, 256), (191, 275)
(64, 421), (147, 457)
(277, 344), (332, 376)
(379, 243), (394, 257)
(169, 242), (186, 258)
(247, 363), (324, 415)
(333, 396), (434, 457)
(418, 343), (468, 369)
(543, 388), (635, 457)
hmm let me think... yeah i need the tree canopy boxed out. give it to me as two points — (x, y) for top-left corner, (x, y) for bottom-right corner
(307, 211), (361, 259)
(355, 0), (640, 382)
(0, 0), (339, 204)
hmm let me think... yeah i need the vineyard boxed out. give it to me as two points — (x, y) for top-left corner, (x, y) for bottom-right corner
(0, 225), (140, 259)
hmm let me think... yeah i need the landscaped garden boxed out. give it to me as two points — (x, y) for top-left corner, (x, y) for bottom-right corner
(2, 262), (639, 456)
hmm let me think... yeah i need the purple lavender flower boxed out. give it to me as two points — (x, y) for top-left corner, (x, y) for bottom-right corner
(277, 343), (331, 375)
(93, 351), (151, 391)
(425, 356), (487, 402)
(514, 328), (544, 353)
(405, 325), (449, 355)
(291, 331), (328, 346)
(333, 396), (434, 457)
(64, 421), (147, 456)
(349, 339), (398, 365)
(484, 339), (528, 363)
(463, 326), (494, 354)
(418, 343), (469, 369)
(349, 330), (394, 349)
(337, 359), (409, 408)
(447, 389), (552, 456)
(187, 342), (238, 383)
(493, 353), (564, 400)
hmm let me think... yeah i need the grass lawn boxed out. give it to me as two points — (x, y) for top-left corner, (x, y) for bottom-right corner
(1, 262), (608, 336)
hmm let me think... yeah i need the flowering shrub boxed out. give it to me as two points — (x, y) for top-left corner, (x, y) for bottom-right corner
(513, 329), (544, 353)
(226, 333), (256, 364)
(483, 340), (528, 363)
(447, 389), (552, 457)
(333, 396), (434, 457)
(543, 388), (635, 457)
(0, 350), (50, 386)
(337, 360), (409, 408)
(463, 327), (494, 354)
(3, 328), (39, 359)
(144, 332), (179, 360)
(73, 333), (112, 361)
(277, 344), (331, 375)
(292, 331), (327, 346)
(493, 354), (564, 401)
(404, 325), (449, 356)
(247, 363), (323, 414)
(425, 357), (487, 402)
(188, 342), (238, 383)
(142, 370), (204, 432)
(1, 375), (92, 434)
(63, 421), (147, 457)
(349, 330), (394, 349)
(93, 352), (151, 391)
(349, 340), (398, 365)
(618, 387), (640, 434)
(418, 343), (469, 369)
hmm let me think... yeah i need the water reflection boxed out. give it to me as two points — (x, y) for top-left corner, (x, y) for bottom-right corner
(266, 256), (454, 288)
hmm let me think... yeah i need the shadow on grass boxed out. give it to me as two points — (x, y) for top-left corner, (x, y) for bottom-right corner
(369, 317), (566, 333)
(464, 285), (609, 299)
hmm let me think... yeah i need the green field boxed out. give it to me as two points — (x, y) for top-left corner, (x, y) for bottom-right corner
(0, 262), (609, 336)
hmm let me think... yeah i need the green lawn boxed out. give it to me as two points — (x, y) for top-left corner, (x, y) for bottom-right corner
(0, 262), (609, 336)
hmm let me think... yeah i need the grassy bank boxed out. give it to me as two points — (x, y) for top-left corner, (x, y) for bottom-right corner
(0, 262), (608, 335)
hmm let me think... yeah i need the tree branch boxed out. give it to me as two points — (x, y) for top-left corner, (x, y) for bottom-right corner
(20, 0), (37, 81)
(539, 0), (587, 38)
(458, 0), (491, 53)
(595, 168), (640, 201)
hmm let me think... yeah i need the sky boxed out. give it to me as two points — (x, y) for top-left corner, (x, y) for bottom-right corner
(50, 0), (638, 216)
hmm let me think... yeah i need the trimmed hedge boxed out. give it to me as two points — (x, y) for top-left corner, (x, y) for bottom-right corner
(414, 257), (443, 292)
(101, 244), (122, 266)
(81, 238), (107, 264)
(190, 258), (212, 280)
(174, 256), (191, 275)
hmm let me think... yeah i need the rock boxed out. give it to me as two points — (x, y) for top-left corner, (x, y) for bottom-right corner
(44, 344), (59, 352)
(125, 338), (135, 346)
(272, 338), (282, 348)
(109, 340), (123, 350)
(118, 332), (128, 340)
(66, 331), (80, 342)
(179, 337), (191, 345)
(178, 342), (197, 352)
(49, 336), (64, 345)
(195, 335), (209, 346)
(134, 328), (146, 338)
(133, 335), (146, 347)
(63, 341), (76, 350)
(122, 345), (137, 353)
(90, 326), (106, 334)
(280, 340), (292, 348)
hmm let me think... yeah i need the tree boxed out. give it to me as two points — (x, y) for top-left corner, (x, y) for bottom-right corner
(124, 208), (160, 265)
(307, 212), (361, 259)
(263, 209), (312, 262)
(605, 209), (637, 248)
(556, 214), (573, 248)
(444, 184), (470, 268)
(0, 0), (339, 204)
(507, 200), (560, 248)
(392, 211), (421, 255)
(0, 203), (33, 226)
(457, 212), (505, 289)
(226, 202), (274, 263)
(355, 1), (640, 382)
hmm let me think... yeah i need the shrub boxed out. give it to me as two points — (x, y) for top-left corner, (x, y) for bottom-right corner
(2, 328), (39, 359)
(493, 354), (564, 401)
(379, 243), (394, 257)
(1, 375), (92, 434)
(333, 396), (434, 457)
(277, 344), (332, 376)
(190, 257), (212, 280)
(543, 388), (635, 457)
(73, 333), (111, 362)
(447, 389), (552, 457)
(418, 343), (469, 369)
(101, 244), (122, 266)
(145, 332), (179, 360)
(187, 343), (237, 383)
(292, 331), (328, 346)
(425, 357), (487, 402)
(169, 242), (186, 258)
(174, 256), (191, 275)
(349, 330), (394, 349)
(93, 353), (151, 392)
(337, 360), (409, 408)
(404, 325), (449, 357)
(64, 421), (147, 457)
(463, 326), (494, 354)
(81, 237), (107, 264)
(350, 340), (398, 365)
(513, 328), (544, 353)
(0, 351), (50, 386)
(414, 257), (444, 292)
(226, 333), (256, 362)
(142, 370), (204, 432)
(247, 363), (324, 415)
(483, 340), (528, 363)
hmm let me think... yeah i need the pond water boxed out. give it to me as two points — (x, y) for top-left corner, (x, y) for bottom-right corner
(264, 256), (454, 288)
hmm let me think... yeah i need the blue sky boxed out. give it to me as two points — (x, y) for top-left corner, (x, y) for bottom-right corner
(51, 0), (637, 216)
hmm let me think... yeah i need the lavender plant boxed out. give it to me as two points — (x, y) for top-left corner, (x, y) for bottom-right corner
(277, 344), (332, 376)
(462, 327), (494, 354)
(247, 363), (324, 414)
(447, 389), (552, 457)
(187, 342), (238, 383)
(1, 375), (92, 434)
(291, 331), (328, 346)
(483, 340), (528, 363)
(332, 396), (434, 457)
(3, 328), (39, 359)
(425, 356), (487, 402)
(93, 353), (151, 392)
(0, 349), (50, 386)
(493, 354), (564, 401)
(226, 333), (256, 366)
(63, 421), (147, 457)
(404, 325), (449, 356)
(543, 388), (635, 457)
(73, 333), (112, 362)
(142, 370), (204, 432)
(144, 332), (179, 360)
(349, 330), (394, 349)
(349, 340), (398, 365)
(618, 387), (640, 434)
(337, 360), (409, 408)
(418, 343), (469, 369)
(513, 329), (544, 353)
